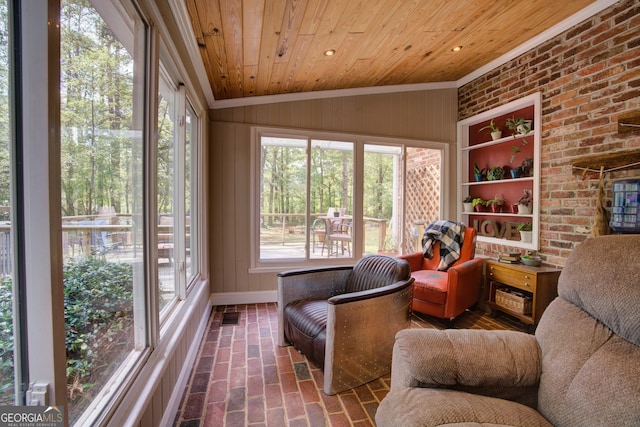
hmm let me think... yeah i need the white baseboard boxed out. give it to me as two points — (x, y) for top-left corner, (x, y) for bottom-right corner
(211, 290), (277, 306)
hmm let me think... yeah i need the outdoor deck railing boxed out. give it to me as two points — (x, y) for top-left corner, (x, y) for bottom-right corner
(260, 213), (389, 251)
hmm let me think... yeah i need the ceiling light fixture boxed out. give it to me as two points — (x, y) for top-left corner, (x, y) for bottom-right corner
(324, 49), (336, 56)
(452, 46), (462, 52)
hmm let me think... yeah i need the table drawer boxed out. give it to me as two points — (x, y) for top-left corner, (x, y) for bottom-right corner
(487, 263), (537, 292)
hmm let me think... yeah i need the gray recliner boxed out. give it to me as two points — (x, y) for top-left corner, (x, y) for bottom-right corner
(277, 255), (414, 395)
(376, 235), (640, 426)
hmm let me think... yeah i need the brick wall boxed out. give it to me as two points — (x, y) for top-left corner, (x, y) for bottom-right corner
(459, 0), (640, 267)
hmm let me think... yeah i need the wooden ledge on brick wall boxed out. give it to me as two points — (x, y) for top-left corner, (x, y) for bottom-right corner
(571, 149), (640, 175)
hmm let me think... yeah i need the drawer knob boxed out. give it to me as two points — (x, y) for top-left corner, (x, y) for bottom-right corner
(524, 275), (530, 279)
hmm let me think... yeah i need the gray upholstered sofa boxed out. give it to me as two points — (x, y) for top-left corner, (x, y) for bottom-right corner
(376, 235), (640, 426)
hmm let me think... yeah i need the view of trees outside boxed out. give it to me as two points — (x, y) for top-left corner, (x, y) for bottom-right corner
(185, 105), (196, 280)
(60, 0), (145, 423)
(363, 145), (402, 254)
(259, 136), (400, 259)
(157, 82), (176, 311)
(259, 137), (308, 259)
(0, 0), (14, 407)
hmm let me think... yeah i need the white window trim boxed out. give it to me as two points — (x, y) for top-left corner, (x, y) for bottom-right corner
(249, 126), (450, 273)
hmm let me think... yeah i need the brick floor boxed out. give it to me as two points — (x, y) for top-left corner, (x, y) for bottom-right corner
(173, 303), (527, 426)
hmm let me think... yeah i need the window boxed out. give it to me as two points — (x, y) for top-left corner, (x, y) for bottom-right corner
(253, 128), (445, 269)
(60, 0), (147, 423)
(157, 70), (177, 311)
(8, 0), (204, 424)
(157, 71), (200, 314)
(363, 144), (404, 256)
(184, 102), (198, 284)
(258, 136), (355, 261)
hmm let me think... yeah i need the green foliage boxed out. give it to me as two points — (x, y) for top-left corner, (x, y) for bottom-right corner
(517, 222), (532, 231)
(506, 117), (531, 135)
(63, 257), (133, 396)
(363, 152), (393, 220)
(472, 198), (487, 207)
(0, 277), (13, 404)
(478, 119), (500, 134)
(487, 166), (505, 181)
(60, 0), (136, 217)
(0, 258), (133, 405)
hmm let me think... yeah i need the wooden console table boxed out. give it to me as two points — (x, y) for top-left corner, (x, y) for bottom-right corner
(485, 259), (561, 328)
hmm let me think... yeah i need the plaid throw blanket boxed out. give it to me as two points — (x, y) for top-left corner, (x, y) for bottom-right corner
(422, 220), (465, 271)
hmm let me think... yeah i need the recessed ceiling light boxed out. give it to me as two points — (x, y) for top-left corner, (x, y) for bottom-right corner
(324, 49), (336, 56)
(452, 46), (462, 52)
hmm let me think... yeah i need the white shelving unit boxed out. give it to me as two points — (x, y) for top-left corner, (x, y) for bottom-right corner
(457, 92), (542, 250)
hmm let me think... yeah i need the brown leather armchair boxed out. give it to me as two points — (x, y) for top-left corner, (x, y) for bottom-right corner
(399, 226), (483, 322)
(277, 255), (414, 395)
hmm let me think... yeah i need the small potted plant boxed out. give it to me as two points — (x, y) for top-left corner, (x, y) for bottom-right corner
(474, 162), (487, 182)
(463, 195), (474, 212)
(472, 198), (487, 212)
(487, 165), (505, 181)
(517, 222), (533, 243)
(506, 117), (532, 135)
(521, 157), (534, 177)
(509, 143), (528, 178)
(521, 251), (542, 266)
(488, 194), (504, 213)
(478, 119), (502, 140)
(517, 189), (533, 214)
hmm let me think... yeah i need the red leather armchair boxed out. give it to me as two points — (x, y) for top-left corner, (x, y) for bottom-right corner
(399, 227), (483, 322)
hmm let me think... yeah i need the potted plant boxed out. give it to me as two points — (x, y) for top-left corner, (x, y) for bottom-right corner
(488, 194), (504, 213)
(478, 119), (502, 140)
(517, 222), (533, 243)
(472, 198), (487, 212)
(521, 251), (542, 266)
(517, 189), (533, 214)
(487, 165), (505, 181)
(506, 117), (532, 135)
(521, 157), (534, 177)
(463, 195), (474, 212)
(474, 162), (487, 182)
(509, 142), (528, 178)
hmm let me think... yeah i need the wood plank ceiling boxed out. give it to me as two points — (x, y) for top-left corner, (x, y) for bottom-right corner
(185, 0), (597, 101)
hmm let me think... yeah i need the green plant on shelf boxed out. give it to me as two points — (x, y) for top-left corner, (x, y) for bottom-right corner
(479, 119), (501, 134)
(517, 222), (532, 232)
(487, 166), (505, 181)
(472, 198), (487, 207)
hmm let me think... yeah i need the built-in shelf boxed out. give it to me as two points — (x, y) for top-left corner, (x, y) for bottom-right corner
(457, 92), (542, 250)
(571, 149), (640, 175)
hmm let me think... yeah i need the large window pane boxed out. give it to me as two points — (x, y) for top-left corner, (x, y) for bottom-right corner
(60, 0), (146, 423)
(259, 137), (307, 260)
(255, 130), (443, 266)
(363, 144), (403, 256)
(157, 74), (176, 311)
(309, 140), (353, 259)
(185, 103), (197, 283)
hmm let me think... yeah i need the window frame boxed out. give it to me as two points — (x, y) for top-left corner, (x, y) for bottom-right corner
(250, 126), (450, 272)
(10, 0), (208, 424)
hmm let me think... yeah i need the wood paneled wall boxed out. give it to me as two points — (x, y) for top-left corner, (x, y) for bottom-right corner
(209, 89), (458, 298)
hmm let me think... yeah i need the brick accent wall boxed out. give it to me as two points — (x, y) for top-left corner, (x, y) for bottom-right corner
(459, 0), (640, 267)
